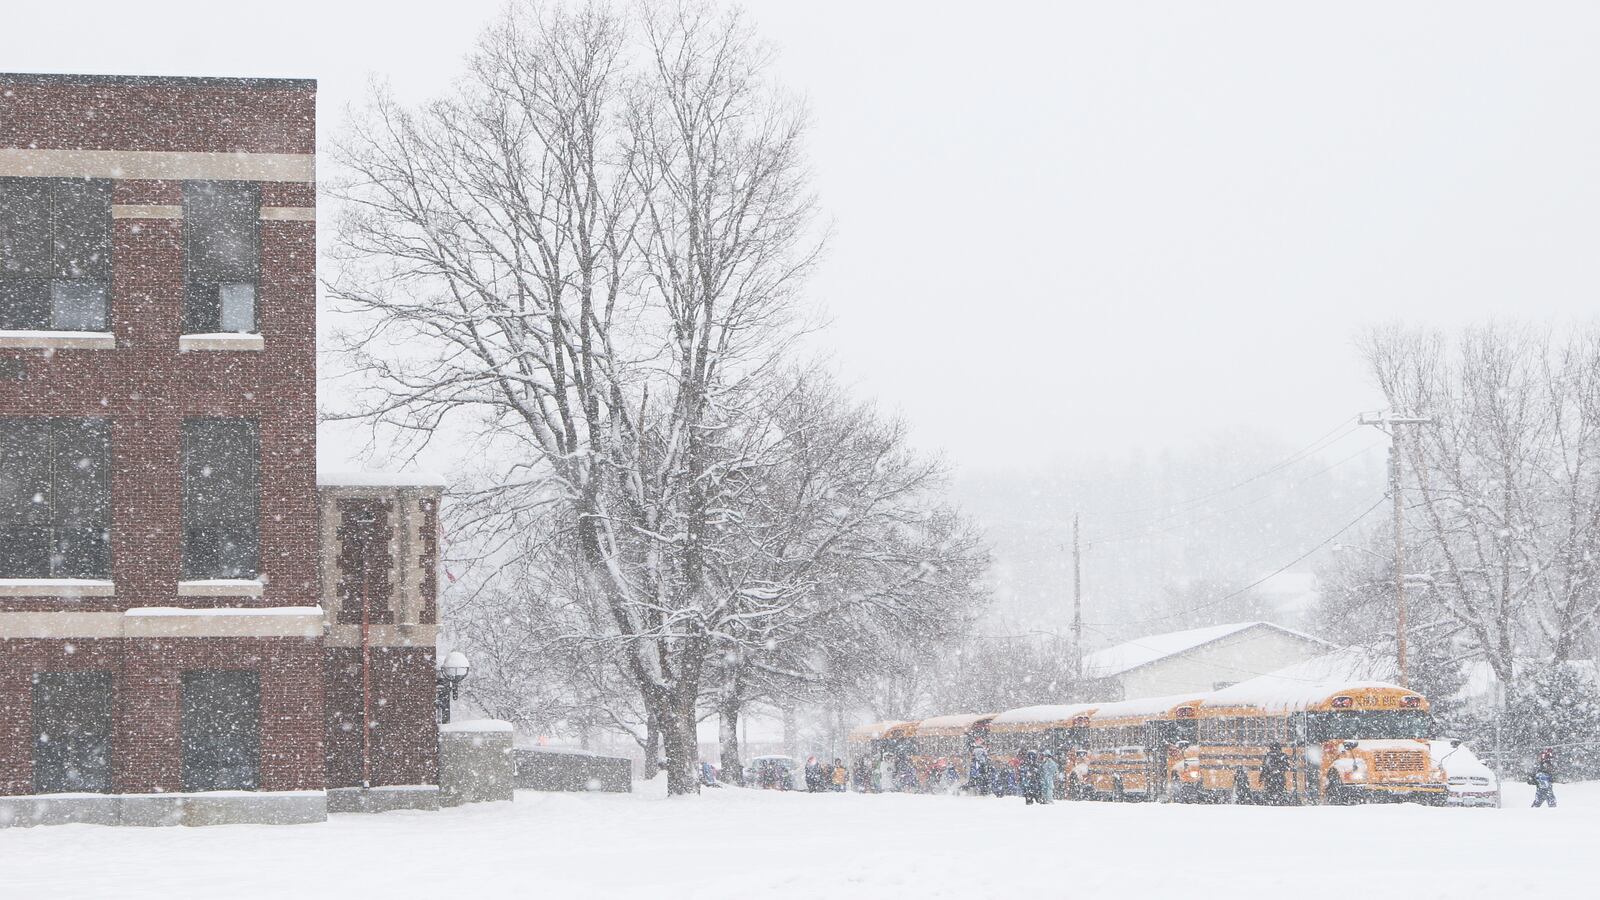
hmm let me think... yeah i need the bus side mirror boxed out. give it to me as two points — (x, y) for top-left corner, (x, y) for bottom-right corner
(1449, 739), (1462, 749)
(1176, 740), (1190, 749)
(1342, 741), (1358, 752)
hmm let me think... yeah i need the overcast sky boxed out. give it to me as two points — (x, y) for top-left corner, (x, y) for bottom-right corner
(7, 0), (1599, 478)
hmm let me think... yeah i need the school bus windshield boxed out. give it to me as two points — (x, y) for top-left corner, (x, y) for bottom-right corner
(1306, 710), (1431, 742)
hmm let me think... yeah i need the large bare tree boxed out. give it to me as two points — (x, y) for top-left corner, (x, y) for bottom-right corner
(328, 2), (985, 794)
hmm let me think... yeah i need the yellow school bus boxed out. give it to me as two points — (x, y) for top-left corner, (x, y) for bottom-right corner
(907, 714), (991, 791)
(985, 703), (1097, 796)
(1081, 694), (1204, 801)
(1179, 680), (1449, 805)
(846, 720), (907, 790)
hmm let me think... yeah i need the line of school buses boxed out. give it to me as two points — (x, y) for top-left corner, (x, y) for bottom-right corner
(848, 679), (1453, 805)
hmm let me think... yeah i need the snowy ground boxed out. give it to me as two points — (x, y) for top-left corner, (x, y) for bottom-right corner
(1, 781), (1591, 899)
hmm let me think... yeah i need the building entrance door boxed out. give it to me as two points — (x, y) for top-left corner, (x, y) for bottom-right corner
(181, 670), (261, 792)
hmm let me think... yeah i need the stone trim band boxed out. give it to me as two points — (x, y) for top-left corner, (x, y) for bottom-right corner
(0, 148), (315, 182)
(0, 607), (325, 639)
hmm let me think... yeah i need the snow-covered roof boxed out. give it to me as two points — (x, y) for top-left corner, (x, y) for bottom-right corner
(989, 703), (1098, 728)
(1083, 621), (1331, 678)
(1204, 677), (1408, 712)
(912, 714), (987, 736)
(848, 720), (908, 741)
(317, 470), (448, 488)
(1087, 693), (1204, 721)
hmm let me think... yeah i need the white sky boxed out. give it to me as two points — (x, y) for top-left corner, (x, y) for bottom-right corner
(7, 0), (1600, 477)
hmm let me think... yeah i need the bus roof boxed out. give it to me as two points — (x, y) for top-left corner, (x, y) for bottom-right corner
(989, 703), (1098, 728)
(1087, 693), (1204, 722)
(1204, 678), (1421, 713)
(912, 713), (989, 737)
(847, 720), (909, 742)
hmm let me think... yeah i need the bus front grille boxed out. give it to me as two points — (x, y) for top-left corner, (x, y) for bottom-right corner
(1373, 750), (1425, 772)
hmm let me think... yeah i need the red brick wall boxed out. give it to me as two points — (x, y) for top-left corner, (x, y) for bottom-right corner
(0, 76), (315, 154)
(325, 647), (440, 789)
(0, 75), (318, 613)
(0, 636), (325, 794)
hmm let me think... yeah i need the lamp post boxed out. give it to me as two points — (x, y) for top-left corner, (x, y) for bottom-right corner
(436, 650), (471, 724)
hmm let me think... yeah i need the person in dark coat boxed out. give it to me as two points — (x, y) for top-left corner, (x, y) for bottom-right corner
(1532, 749), (1558, 808)
(1261, 743), (1290, 805)
(804, 756), (822, 793)
(1019, 750), (1041, 805)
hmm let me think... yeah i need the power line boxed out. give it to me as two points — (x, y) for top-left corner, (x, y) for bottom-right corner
(1085, 419), (1359, 522)
(1084, 493), (1389, 629)
(1089, 440), (1383, 546)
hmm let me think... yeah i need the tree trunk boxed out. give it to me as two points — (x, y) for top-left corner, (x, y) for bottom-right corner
(782, 705), (798, 760)
(660, 699), (701, 796)
(643, 716), (661, 779)
(719, 697), (744, 785)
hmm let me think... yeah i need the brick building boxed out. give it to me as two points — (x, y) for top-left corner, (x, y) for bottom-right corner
(0, 73), (443, 827)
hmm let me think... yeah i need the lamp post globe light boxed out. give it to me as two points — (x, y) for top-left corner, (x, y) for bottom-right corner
(436, 650), (471, 724)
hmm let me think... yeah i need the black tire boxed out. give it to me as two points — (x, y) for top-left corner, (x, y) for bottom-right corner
(1324, 772), (1347, 806)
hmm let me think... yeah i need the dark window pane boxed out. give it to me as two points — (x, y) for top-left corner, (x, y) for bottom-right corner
(0, 418), (51, 525)
(181, 670), (260, 792)
(0, 179), (51, 276)
(50, 281), (108, 331)
(182, 419), (259, 579)
(33, 672), (114, 794)
(183, 181), (259, 335)
(51, 179), (111, 280)
(0, 277), (49, 330)
(0, 417), (110, 578)
(0, 525), (50, 577)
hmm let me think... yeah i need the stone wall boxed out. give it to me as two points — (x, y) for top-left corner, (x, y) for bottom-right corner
(514, 748), (632, 793)
(439, 720), (514, 806)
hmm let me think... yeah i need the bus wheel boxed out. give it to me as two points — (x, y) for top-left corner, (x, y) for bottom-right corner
(1324, 772), (1347, 806)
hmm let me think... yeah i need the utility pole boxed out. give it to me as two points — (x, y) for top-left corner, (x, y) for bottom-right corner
(1072, 513), (1083, 685)
(1360, 411), (1434, 689)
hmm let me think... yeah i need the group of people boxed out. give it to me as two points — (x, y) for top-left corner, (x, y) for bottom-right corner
(804, 755), (848, 792)
(968, 745), (1064, 804)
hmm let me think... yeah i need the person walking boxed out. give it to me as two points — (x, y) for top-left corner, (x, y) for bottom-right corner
(1019, 750), (1041, 805)
(1532, 749), (1558, 808)
(831, 758), (847, 792)
(1039, 751), (1060, 805)
(1261, 743), (1290, 806)
(804, 755), (822, 793)
(971, 744), (992, 796)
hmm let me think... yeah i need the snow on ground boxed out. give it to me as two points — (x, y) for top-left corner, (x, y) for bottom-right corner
(1, 781), (1592, 899)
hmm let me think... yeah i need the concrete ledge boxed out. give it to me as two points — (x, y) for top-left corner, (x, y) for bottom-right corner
(327, 786), (441, 814)
(0, 579), (116, 598)
(0, 331), (115, 351)
(0, 795), (121, 828)
(1, 791), (327, 828)
(179, 333), (265, 353)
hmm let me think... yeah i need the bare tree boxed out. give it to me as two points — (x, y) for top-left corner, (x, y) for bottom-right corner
(1360, 323), (1600, 703)
(329, 2), (988, 795)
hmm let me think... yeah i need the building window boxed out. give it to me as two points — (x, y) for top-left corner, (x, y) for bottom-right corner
(181, 670), (261, 792)
(0, 418), (111, 579)
(181, 419), (259, 579)
(33, 671), (114, 794)
(182, 181), (259, 334)
(0, 178), (112, 332)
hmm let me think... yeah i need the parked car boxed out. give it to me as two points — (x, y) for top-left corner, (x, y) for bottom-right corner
(749, 755), (800, 790)
(1431, 739), (1501, 808)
